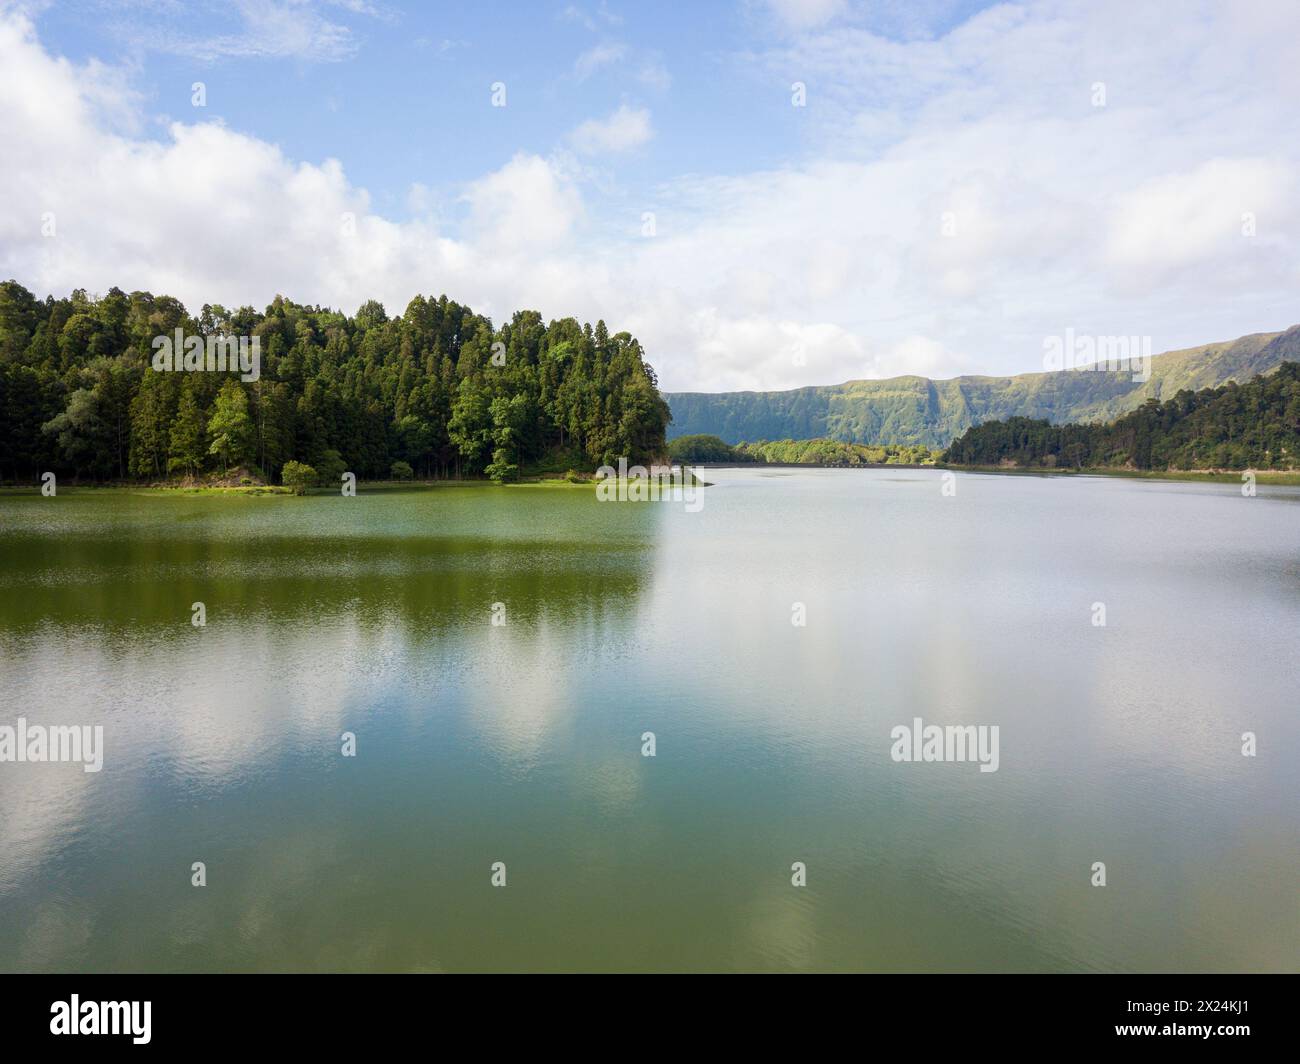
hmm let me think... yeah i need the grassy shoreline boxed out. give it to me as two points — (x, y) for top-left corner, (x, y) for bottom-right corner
(0, 477), (596, 496)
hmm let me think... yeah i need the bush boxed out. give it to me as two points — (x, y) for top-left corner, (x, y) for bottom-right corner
(390, 460), (414, 481)
(281, 461), (317, 495)
(485, 448), (518, 484)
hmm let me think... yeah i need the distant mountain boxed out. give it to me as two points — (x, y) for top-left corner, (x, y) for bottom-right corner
(665, 326), (1300, 448)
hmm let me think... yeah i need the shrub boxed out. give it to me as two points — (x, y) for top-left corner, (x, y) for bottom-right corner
(281, 461), (317, 495)
(485, 448), (518, 484)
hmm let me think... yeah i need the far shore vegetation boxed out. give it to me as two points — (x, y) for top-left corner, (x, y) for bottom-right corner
(3, 275), (1294, 492)
(669, 434), (938, 466)
(673, 362), (1300, 483)
(943, 362), (1299, 473)
(0, 281), (671, 488)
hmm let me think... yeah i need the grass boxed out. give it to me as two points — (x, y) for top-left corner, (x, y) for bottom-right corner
(0, 476), (595, 496)
(143, 484), (295, 495)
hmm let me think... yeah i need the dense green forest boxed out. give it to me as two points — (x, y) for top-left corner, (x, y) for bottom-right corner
(666, 327), (1300, 447)
(0, 281), (670, 484)
(669, 433), (936, 466)
(666, 434), (742, 463)
(943, 363), (1300, 470)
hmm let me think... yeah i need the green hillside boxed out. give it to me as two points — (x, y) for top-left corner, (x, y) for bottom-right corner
(944, 362), (1300, 471)
(666, 327), (1300, 448)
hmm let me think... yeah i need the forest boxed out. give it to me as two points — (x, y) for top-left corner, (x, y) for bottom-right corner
(669, 433), (936, 466)
(942, 363), (1300, 470)
(0, 280), (671, 484)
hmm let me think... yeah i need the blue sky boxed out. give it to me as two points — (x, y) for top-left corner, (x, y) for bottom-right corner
(32, 2), (993, 222)
(2, 1), (1298, 390)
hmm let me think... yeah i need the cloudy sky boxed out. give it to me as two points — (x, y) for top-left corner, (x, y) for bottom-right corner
(1, 0), (1297, 390)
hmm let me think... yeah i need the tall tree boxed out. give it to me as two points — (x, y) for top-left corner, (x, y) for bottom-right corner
(169, 382), (207, 476)
(207, 381), (255, 471)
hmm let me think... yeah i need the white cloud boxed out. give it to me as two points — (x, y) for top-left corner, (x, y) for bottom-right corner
(763, 0), (848, 32)
(115, 0), (374, 63)
(568, 105), (653, 155)
(684, 311), (870, 392)
(463, 153), (584, 248)
(1104, 157), (1295, 292)
(637, 57), (672, 92)
(560, 4), (623, 33)
(572, 41), (625, 81)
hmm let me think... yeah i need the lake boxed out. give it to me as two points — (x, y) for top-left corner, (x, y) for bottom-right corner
(0, 469), (1296, 972)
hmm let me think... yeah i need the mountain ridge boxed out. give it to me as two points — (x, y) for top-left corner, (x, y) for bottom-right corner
(665, 326), (1300, 448)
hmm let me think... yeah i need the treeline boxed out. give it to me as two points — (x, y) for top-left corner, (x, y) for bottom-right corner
(943, 363), (1300, 470)
(738, 438), (936, 466)
(668, 433), (936, 466)
(0, 280), (670, 484)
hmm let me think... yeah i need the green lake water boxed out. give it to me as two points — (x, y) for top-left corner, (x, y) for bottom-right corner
(0, 468), (1297, 972)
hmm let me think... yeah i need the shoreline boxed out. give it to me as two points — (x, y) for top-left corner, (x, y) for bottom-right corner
(3, 465), (1298, 494)
(940, 465), (1300, 485)
(693, 461), (935, 470)
(0, 478), (595, 496)
(666, 462), (1300, 485)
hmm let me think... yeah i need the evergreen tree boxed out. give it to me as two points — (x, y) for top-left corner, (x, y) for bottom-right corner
(129, 369), (176, 478)
(169, 382), (207, 476)
(207, 380), (255, 471)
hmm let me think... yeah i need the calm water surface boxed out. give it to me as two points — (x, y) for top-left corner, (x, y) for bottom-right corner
(0, 469), (1297, 972)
